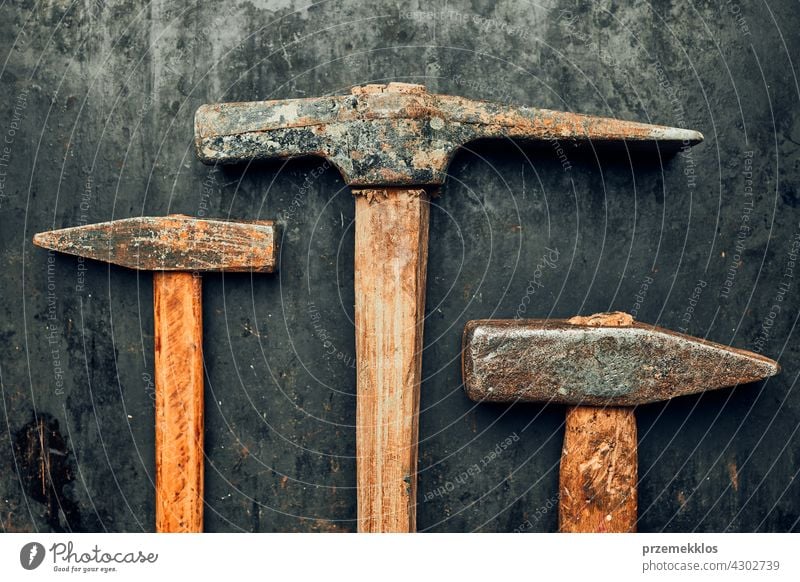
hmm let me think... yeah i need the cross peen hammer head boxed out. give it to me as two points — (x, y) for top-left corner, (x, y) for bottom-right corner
(33, 215), (278, 273)
(195, 83), (704, 187)
(462, 312), (779, 407)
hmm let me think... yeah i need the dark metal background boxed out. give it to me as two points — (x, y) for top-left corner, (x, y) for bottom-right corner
(1, 0), (798, 532)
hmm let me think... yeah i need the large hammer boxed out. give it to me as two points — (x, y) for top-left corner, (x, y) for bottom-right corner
(34, 215), (277, 532)
(195, 83), (704, 532)
(463, 312), (779, 532)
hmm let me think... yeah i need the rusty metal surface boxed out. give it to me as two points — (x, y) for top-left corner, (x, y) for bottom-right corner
(195, 82), (704, 187)
(3, 0), (798, 534)
(33, 215), (278, 273)
(462, 317), (779, 406)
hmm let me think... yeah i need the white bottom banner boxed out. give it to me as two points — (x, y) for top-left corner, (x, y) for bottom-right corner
(1, 533), (796, 581)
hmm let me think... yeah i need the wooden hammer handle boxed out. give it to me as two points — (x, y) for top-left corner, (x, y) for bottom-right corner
(354, 187), (430, 532)
(153, 271), (204, 532)
(559, 406), (638, 533)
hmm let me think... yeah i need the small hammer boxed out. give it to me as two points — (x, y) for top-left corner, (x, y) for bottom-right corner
(462, 312), (779, 532)
(34, 215), (277, 532)
(195, 83), (704, 532)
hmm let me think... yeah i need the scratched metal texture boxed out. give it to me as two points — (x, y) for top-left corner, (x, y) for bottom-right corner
(462, 318), (780, 406)
(0, 0), (798, 532)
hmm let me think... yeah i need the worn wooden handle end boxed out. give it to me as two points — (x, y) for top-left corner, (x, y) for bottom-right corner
(559, 406), (638, 533)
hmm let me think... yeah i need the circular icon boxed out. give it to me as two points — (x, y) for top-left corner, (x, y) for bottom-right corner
(20, 542), (46, 570)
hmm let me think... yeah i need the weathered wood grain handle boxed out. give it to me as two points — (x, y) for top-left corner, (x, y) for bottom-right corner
(354, 187), (431, 532)
(153, 271), (204, 533)
(559, 406), (637, 533)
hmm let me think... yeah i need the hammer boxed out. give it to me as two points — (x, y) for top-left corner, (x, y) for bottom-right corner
(194, 83), (704, 532)
(462, 312), (779, 532)
(33, 215), (277, 532)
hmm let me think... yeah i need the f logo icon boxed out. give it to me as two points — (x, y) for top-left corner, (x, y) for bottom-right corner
(20, 542), (45, 570)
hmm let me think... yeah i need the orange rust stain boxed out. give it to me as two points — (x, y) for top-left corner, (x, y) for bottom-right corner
(677, 491), (687, 510)
(377, 167), (414, 182)
(728, 460), (739, 491)
(402, 100), (434, 119)
(568, 312), (635, 327)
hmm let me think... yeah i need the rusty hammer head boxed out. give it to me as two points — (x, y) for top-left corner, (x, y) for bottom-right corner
(462, 312), (779, 407)
(194, 83), (703, 187)
(33, 215), (278, 273)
